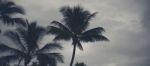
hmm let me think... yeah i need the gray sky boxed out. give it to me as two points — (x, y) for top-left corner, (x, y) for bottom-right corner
(0, 0), (150, 66)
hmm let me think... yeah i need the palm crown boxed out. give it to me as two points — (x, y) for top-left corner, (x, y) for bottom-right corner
(0, 22), (63, 66)
(48, 6), (109, 66)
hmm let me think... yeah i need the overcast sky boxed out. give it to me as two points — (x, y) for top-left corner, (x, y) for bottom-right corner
(0, 0), (150, 66)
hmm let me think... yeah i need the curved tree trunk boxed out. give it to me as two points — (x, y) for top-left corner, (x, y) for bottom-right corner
(70, 44), (77, 66)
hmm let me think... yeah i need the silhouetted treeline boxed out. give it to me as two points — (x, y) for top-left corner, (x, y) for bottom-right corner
(0, 0), (108, 66)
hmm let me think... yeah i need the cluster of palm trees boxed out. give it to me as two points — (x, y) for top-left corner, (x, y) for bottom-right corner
(0, 0), (109, 66)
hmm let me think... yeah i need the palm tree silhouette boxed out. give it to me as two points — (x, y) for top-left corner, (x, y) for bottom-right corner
(48, 6), (109, 66)
(0, 21), (63, 66)
(75, 62), (86, 66)
(0, 0), (26, 26)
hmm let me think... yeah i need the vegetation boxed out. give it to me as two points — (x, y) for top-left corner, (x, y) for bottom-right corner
(0, 0), (25, 26)
(48, 6), (108, 66)
(0, 0), (26, 33)
(0, 1), (108, 66)
(75, 62), (87, 66)
(0, 21), (63, 66)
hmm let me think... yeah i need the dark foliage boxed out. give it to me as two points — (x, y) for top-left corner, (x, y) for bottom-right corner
(0, 21), (63, 66)
(48, 6), (109, 66)
(0, 0), (26, 26)
(75, 62), (87, 66)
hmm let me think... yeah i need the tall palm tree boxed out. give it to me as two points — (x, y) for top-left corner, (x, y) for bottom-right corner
(48, 6), (109, 66)
(0, 0), (26, 26)
(0, 22), (63, 66)
(75, 62), (86, 66)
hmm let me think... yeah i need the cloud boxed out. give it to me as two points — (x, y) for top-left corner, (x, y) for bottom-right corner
(0, 0), (149, 66)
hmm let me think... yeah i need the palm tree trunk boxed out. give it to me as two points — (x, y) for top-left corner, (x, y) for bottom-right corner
(70, 44), (77, 66)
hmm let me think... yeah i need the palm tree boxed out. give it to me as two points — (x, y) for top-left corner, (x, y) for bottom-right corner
(75, 62), (86, 66)
(48, 6), (109, 66)
(0, 22), (63, 66)
(0, 42), (23, 66)
(0, 0), (26, 26)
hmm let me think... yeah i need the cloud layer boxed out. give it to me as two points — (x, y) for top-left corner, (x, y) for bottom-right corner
(0, 0), (150, 66)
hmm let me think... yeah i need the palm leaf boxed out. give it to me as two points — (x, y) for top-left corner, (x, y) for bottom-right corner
(77, 41), (83, 50)
(51, 21), (72, 34)
(28, 22), (46, 42)
(3, 2), (25, 15)
(80, 34), (109, 42)
(86, 12), (97, 22)
(39, 43), (62, 52)
(11, 18), (27, 27)
(4, 30), (27, 51)
(37, 54), (56, 66)
(4, 1), (15, 6)
(26, 22), (46, 51)
(0, 55), (19, 63)
(53, 34), (71, 41)
(0, 15), (26, 26)
(47, 26), (66, 35)
(42, 53), (64, 63)
(0, 44), (24, 55)
(0, 1), (25, 14)
(48, 26), (71, 40)
(82, 27), (105, 35)
(80, 27), (108, 42)
(0, 15), (13, 25)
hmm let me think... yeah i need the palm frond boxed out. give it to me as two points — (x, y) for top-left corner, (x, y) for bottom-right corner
(47, 26), (67, 35)
(16, 27), (27, 41)
(4, 30), (27, 51)
(86, 12), (97, 22)
(51, 21), (72, 34)
(28, 22), (46, 42)
(37, 54), (57, 66)
(0, 55), (19, 63)
(82, 27), (105, 35)
(5, 1), (15, 7)
(39, 43), (62, 52)
(0, 1), (25, 14)
(0, 44), (24, 55)
(3, 2), (25, 15)
(11, 18), (27, 27)
(41, 53), (64, 63)
(77, 41), (83, 50)
(47, 26), (64, 34)
(80, 27), (108, 42)
(80, 34), (109, 42)
(53, 34), (71, 41)
(0, 15), (13, 25)
(0, 17), (27, 26)
(48, 26), (71, 40)
(26, 22), (46, 51)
